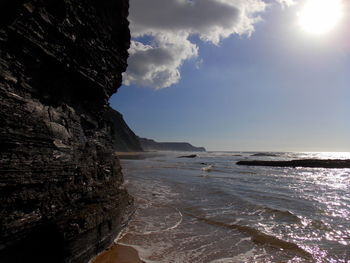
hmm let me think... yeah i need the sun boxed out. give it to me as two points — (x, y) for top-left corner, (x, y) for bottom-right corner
(298, 0), (343, 35)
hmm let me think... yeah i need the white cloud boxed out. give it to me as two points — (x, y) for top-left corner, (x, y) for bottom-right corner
(129, 0), (266, 43)
(275, 0), (296, 7)
(123, 0), (287, 89)
(123, 34), (198, 89)
(195, 58), (204, 69)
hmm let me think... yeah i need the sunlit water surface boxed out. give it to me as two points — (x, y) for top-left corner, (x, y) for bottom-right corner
(117, 152), (350, 263)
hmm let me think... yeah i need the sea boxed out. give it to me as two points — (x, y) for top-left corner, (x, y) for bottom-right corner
(116, 151), (350, 263)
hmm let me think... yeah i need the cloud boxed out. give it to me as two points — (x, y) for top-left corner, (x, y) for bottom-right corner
(195, 58), (204, 69)
(129, 0), (266, 43)
(123, 34), (198, 89)
(275, 0), (296, 7)
(123, 0), (284, 89)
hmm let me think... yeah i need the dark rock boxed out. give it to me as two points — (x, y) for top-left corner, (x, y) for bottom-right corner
(236, 159), (350, 169)
(251, 153), (279, 157)
(0, 0), (133, 262)
(178, 154), (198, 158)
(104, 108), (143, 152)
(139, 137), (206, 152)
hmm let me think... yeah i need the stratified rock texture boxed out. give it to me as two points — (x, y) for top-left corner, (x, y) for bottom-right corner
(139, 137), (206, 152)
(0, 0), (133, 262)
(104, 108), (143, 152)
(237, 159), (350, 169)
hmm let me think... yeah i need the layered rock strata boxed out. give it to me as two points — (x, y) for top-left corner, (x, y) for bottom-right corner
(0, 0), (133, 262)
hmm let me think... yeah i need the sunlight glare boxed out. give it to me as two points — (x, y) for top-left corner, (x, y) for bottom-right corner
(298, 0), (343, 35)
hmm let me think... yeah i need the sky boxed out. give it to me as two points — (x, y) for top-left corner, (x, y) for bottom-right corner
(110, 0), (350, 152)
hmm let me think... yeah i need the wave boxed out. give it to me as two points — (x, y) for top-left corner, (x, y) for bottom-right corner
(141, 206), (183, 235)
(261, 206), (301, 222)
(183, 211), (312, 259)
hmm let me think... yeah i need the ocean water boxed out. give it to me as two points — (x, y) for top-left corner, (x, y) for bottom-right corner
(117, 152), (350, 263)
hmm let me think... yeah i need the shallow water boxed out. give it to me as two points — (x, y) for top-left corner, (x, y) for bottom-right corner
(118, 152), (350, 263)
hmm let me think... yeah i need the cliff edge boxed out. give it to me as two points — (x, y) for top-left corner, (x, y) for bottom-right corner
(104, 108), (143, 152)
(0, 0), (133, 262)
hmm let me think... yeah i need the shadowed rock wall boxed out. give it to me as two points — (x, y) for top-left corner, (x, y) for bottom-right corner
(104, 108), (143, 152)
(0, 0), (133, 262)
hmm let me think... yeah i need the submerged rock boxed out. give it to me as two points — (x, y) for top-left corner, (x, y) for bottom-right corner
(251, 153), (279, 157)
(178, 154), (198, 158)
(0, 0), (133, 262)
(237, 159), (350, 169)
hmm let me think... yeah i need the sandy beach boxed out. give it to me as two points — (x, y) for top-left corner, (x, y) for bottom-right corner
(92, 244), (144, 263)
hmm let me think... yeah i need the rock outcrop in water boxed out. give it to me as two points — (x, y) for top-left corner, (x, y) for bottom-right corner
(0, 0), (133, 262)
(178, 154), (198, 158)
(237, 159), (350, 169)
(139, 137), (206, 152)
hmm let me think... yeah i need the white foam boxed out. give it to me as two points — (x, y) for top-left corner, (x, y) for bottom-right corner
(202, 165), (213, 172)
(165, 207), (183, 231)
(117, 242), (161, 263)
(209, 248), (258, 263)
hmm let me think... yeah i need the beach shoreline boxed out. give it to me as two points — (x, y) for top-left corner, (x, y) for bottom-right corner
(103, 151), (350, 262)
(92, 243), (144, 263)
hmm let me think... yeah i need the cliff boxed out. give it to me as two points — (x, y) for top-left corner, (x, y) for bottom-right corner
(0, 0), (133, 262)
(139, 137), (206, 152)
(104, 108), (143, 152)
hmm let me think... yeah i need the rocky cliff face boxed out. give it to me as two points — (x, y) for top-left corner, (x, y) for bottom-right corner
(139, 138), (206, 152)
(104, 108), (143, 152)
(0, 0), (133, 262)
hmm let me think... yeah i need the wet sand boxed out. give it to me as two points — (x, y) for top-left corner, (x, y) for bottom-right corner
(92, 244), (144, 263)
(92, 152), (153, 263)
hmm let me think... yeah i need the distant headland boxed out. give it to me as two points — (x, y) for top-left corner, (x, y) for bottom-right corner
(105, 110), (206, 152)
(139, 137), (206, 152)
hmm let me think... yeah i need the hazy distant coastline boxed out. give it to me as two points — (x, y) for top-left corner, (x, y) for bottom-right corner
(138, 137), (206, 152)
